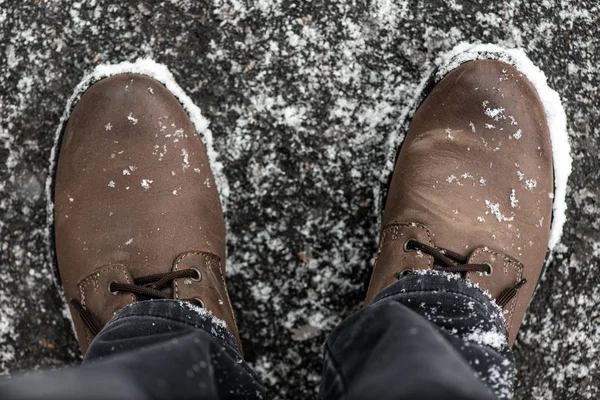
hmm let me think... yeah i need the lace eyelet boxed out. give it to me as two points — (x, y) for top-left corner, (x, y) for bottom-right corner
(394, 268), (414, 280)
(483, 262), (493, 276)
(193, 297), (205, 308)
(403, 238), (417, 252)
(107, 281), (119, 295)
(190, 267), (202, 282)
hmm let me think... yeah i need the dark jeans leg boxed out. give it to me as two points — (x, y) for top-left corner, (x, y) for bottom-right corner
(321, 272), (514, 400)
(0, 300), (265, 400)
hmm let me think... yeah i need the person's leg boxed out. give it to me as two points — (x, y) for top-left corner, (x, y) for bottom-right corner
(0, 64), (265, 399)
(322, 47), (560, 400)
(0, 300), (264, 400)
(321, 273), (512, 400)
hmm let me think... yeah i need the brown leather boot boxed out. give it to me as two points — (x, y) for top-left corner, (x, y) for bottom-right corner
(53, 73), (241, 354)
(366, 59), (554, 346)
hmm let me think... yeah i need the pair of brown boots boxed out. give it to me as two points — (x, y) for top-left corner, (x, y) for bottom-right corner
(52, 58), (554, 355)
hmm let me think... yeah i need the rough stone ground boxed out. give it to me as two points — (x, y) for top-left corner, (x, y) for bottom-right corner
(1, 1), (599, 399)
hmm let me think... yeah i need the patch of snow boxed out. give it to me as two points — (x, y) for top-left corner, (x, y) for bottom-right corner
(485, 200), (515, 222)
(181, 148), (190, 169)
(127, 112), (138, 125)
(517, 171), (524, 181)
(141, 179), (153, 190)
(510, 189), (519, 208)
(464, 327), (508, 351)
(179, 301), (227, 330)
(484, 106), (505, 120)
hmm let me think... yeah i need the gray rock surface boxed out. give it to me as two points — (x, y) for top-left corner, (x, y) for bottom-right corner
(0, 1), (598, 398)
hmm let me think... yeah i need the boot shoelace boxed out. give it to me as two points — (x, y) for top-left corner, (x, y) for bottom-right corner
(71, 268), (203, 336)
(395, 239), (527, 308)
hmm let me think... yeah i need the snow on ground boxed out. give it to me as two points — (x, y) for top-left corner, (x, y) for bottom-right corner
(0, 1), (599, 399)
